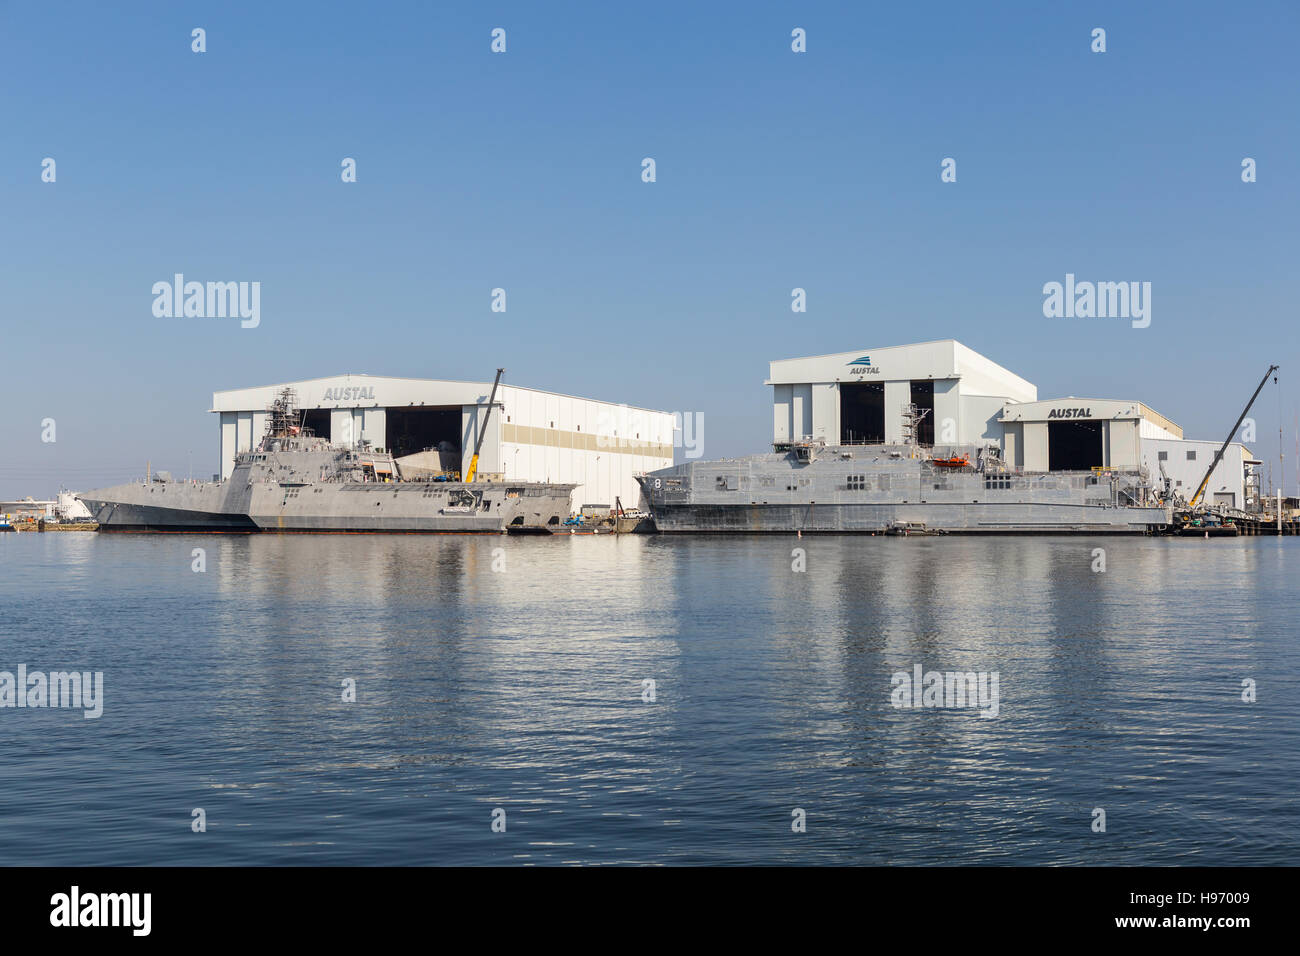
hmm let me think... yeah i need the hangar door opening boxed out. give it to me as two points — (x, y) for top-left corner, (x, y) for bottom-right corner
(840, 383), (885, 444)
(909, 381), (935, 445)
(301, 409), (331, 440)
(1047, 420), (1102, 471)
(386, 407), (462, 464)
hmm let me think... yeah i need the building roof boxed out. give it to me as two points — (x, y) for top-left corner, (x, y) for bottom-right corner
(764, 339), (1037, 398)
(209, 373), (670, 415)
(999, 397), (1183, 437)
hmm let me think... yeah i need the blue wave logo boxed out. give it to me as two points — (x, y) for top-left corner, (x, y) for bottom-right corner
(848, 355), (871, 365)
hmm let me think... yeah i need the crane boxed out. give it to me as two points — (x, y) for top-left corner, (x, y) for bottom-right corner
(464, 368), (505, 483)
(1186, 364), (1278, 510)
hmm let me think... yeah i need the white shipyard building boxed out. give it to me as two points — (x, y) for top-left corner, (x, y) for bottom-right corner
(766, 340), (1256, 509)
(212, 375), (675, 512)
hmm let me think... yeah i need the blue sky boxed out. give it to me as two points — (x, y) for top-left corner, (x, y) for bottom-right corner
(2, 1), (1297, 497)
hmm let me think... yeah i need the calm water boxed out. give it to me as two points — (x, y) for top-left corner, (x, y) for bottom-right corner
(1, 531), (1296, 865)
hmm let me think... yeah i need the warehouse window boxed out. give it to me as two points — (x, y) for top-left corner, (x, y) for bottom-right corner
(1187, 450), (1196, 460)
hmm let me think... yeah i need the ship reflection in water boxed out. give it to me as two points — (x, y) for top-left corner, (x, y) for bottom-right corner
(0, 532), (1295, 865)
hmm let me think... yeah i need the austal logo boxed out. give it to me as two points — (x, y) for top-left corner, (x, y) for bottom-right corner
(1047, 408), (1092, 419)
(1042, 273), (1150, 328)
(50, 886), (151, 936)
(0, 665), (103, 718)
(847, 355), (879, 375)
(322, 386), (376, 402)
(152, 273), (260, 328)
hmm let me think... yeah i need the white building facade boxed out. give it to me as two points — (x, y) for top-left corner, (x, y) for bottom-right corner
(768, 340), (1038, 447)
(998, 398), (1183, 472)
(211, 374), (674, 511)
(767, 340), (1254, 507)
(1142, 438), (1257, 511)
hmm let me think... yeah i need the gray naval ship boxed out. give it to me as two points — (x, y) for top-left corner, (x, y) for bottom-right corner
(637, 439), (1171, 534)
(80, 389), (574, 533)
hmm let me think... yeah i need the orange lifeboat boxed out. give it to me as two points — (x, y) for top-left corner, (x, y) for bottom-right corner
(930, 455), (971, 469)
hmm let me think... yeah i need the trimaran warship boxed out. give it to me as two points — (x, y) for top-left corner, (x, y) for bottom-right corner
(80, 374), (574, 533)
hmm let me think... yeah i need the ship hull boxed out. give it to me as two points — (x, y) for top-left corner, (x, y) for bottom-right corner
(243, 481), (573, 533)
(81, 481), (576, 534)
(648, 501), (1166, 534)
(81, 483), (253, 533)
(638, 444), (1171, 535)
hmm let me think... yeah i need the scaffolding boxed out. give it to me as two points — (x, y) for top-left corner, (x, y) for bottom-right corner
(901, 403), (931, 450)
(265, 388), (310, 438)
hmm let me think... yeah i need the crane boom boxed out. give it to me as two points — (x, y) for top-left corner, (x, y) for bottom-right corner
(465, 368), (505, 483)
(1187, 364), (1278, 509)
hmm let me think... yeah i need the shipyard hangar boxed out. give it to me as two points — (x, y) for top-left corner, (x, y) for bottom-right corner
(767, 340), (1255, 509)
(212, 375), (674, 511)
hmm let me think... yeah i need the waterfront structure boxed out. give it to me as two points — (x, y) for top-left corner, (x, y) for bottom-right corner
(212, 375), (674, 511)
(82, 390), (575, 533)
(766, 341), (1251, 506)
(638, 340), (1253, 532)
(767, 340), (1037, 448)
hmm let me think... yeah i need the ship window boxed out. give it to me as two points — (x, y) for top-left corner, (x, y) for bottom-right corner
(1187, 450), (1196, 460)
(1158, 451), (1168, 461)
(847, 475), (867, 490)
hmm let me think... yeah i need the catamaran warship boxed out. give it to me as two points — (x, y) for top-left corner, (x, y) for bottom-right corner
(637, 430), (1171, 535)
(80, 384), (575, 533)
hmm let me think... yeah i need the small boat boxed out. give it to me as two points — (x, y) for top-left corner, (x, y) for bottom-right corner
(885, 520), (946, 536)
(1177, 522), (1239, 537)
(930, 455), (971, 468)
